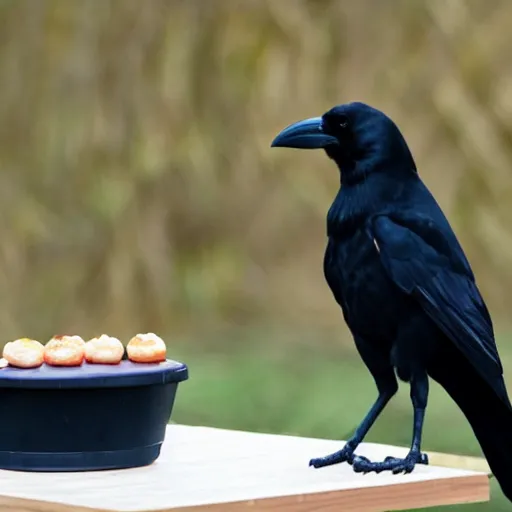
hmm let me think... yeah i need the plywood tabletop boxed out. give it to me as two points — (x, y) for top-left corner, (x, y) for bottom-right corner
(0, 424), (489, 512)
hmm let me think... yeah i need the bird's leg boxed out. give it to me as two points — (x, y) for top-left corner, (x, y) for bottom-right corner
(309, 370), (397, 469)
(352, 373), (430, 474)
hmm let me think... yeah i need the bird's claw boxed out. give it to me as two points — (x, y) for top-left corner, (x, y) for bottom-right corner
(309, 444), (428, 476)
(309, 443), (356, 468)
(353, 451), (428, 475)
(384, 453), (429, 466)
(353, 455), (388, 474)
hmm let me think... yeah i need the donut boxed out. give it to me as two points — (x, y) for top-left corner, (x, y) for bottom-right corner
(85, 334), (124, 364)
(3, 338), (45, 369)
(44, 334), (85, 367)
(127, 333), (166, 363)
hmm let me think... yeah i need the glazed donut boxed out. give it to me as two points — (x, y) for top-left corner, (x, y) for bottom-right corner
(44, 334), (85, 367)
(3, 338), (45, 369)
(127, 333), (167, 363)
(85, 334), (124, 364)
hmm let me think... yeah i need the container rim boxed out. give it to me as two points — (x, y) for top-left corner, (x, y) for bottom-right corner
(0, 359), (189, 389)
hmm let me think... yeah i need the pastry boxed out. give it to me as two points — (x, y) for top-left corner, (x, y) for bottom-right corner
(44, 334), (85, 367)
(85, 334), (124, 364)
(3, 338), (45, 368)
(127, 333), (166, 363)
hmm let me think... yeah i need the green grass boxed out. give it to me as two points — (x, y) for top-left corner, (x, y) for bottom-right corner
(170, 328), (511, 511)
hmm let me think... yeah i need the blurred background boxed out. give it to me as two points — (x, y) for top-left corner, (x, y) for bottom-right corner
(1, 0), (512, 509)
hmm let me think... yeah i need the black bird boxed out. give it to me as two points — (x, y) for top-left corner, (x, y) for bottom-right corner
(271, 102), (512, 501)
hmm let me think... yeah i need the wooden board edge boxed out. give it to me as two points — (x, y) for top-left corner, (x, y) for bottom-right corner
(0, 494), (111, 512)
(151, 474), (489, 512)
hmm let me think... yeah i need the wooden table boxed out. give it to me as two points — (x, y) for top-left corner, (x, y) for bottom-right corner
(0, 424), (490, 511)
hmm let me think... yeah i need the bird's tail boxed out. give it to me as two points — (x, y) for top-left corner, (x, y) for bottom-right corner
(430, 347), (512, 502)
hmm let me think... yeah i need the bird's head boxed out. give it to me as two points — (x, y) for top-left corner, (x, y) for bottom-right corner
(271, 102), (416, 184)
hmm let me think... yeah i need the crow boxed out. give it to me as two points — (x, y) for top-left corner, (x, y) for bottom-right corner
(270, 102), (512, 501)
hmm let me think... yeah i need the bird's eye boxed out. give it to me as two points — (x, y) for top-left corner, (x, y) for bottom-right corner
(338, 115), (350, 129)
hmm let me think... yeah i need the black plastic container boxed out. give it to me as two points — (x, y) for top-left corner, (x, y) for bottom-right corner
(0, 359), (188, 472)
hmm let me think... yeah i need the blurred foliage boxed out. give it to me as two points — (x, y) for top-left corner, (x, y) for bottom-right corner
(1, 0), (512, 341)
(1, 0), (512, 509)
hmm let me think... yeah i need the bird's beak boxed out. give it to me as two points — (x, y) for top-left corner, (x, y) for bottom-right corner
(271, 116), (338, 149)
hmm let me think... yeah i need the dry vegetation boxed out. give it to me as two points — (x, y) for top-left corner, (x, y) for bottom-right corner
(1, 0), (511, 342)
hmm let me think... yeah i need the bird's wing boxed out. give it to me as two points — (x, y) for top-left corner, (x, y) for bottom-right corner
(370, 212), (509, 405)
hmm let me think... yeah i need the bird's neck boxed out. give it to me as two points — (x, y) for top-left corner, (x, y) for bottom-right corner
(327, 171), (415, 238)
(327, 183), (372, 238)
(337, 149), (415, 187)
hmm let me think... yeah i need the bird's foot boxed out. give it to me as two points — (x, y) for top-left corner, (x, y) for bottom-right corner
(352, 451), (428, 475)
(309, 442), (356, 468)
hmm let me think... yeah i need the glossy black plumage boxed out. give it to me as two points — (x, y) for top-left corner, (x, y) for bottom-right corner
(271, 102), (512, 501)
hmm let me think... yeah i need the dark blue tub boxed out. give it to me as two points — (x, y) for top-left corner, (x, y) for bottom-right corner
(0, 359), (188, 472)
